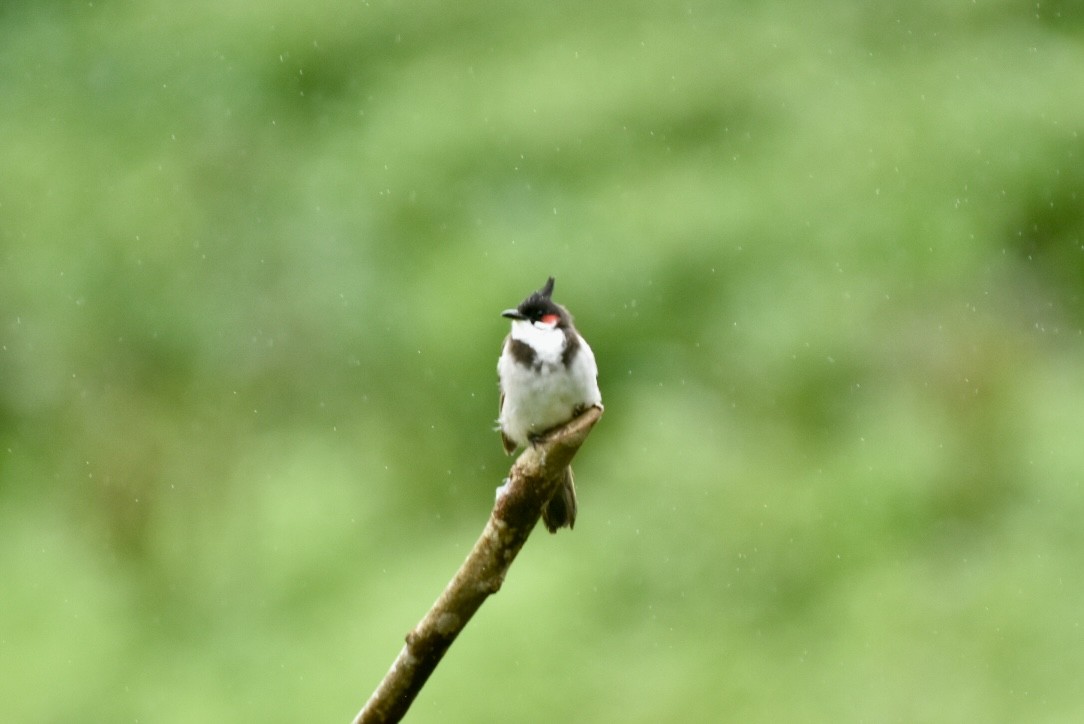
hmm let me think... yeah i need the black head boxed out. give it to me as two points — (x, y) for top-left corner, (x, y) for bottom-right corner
(501, 277), (569, 327)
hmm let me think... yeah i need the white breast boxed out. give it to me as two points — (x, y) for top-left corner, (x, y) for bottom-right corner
(498, 321), (601, 448)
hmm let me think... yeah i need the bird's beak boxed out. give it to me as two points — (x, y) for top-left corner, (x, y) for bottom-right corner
(502, 309), (526, 320)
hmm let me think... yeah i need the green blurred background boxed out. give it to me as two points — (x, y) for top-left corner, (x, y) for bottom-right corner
(2, 1), (1083, 721)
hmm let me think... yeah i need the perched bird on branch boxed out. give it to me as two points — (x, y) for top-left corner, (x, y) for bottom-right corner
(497, 277), (602, 532)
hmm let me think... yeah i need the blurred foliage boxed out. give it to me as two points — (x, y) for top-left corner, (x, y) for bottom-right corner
(2, 0), (1083, 721)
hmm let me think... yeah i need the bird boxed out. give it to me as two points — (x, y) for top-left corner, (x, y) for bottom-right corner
(497, 277), (602, 533)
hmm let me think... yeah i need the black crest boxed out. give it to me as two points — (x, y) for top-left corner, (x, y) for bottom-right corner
(516, 277), (562, 321)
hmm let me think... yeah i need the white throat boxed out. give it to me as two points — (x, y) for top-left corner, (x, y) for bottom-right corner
(509, 319), (566, 365)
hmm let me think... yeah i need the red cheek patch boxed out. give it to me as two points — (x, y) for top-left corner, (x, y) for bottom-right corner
(541, 314), (559, 325)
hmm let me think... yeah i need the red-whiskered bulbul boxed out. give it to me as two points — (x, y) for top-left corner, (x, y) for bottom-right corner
(497, 277), (602, 533)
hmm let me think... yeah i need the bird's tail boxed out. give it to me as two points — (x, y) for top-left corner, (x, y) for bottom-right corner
(542, 466), (578, 533)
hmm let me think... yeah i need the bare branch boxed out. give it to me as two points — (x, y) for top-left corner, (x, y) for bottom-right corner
(352, 405), (604, 724)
